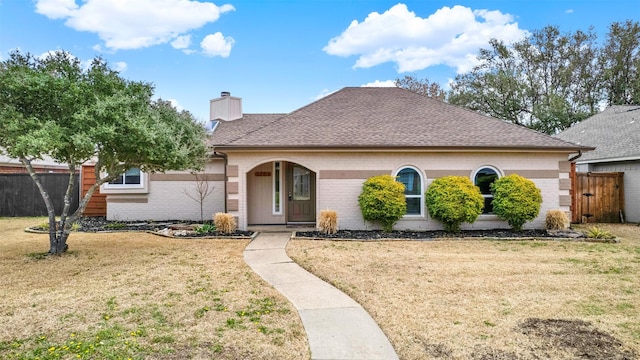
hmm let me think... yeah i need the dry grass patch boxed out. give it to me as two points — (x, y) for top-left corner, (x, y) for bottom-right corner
(0, 217), (308, 360)
(288, 224), (640, 360)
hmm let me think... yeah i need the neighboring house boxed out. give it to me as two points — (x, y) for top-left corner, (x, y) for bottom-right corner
(0, 154), (69, 173)
(104, 87), (588, 230)
(555, 105), (640, 223)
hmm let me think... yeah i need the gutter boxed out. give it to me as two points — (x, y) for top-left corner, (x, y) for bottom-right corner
(569, 150), (583, 162)
(210, 150), (228, 213)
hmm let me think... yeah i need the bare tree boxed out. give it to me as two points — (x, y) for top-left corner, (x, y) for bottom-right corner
(184, 172), (215, 222)
(395, 74), (446, 100)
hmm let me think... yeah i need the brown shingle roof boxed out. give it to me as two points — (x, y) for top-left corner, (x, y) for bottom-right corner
(210, 87), (587, 151)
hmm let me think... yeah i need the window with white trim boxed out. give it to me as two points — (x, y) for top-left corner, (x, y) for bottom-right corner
(105, 167), (144, 189)
(395, 166), (423, 216)
(473, 166), (500, 214)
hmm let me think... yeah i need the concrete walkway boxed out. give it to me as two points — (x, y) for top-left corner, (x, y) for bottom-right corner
(244, 232), (399, 360)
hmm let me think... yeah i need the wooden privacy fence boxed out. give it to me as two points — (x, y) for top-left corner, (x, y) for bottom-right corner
(0, 173), (79, 217)
(571, 172), (624, 223)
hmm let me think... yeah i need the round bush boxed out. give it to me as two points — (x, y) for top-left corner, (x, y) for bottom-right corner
(545, 209), (569, 230)
(358, 175), (407, 232)
(425, 176), (484, 232)
(491, 174), (542, 231)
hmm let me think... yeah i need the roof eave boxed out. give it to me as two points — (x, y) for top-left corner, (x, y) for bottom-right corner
(210, 144), (591, 152)
(576, 154), (640, 164)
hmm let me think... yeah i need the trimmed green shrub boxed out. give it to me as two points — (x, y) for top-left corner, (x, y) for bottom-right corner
(491, 174), (542, 231)
(358, 175), (407, 232)
(425, 176), (484, 232)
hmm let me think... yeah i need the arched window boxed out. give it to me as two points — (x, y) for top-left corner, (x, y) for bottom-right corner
(395, 167), (423, 216)
(473, 166), (500, 214)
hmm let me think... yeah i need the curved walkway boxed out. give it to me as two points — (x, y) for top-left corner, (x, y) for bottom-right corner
(244, 231), (399, 360)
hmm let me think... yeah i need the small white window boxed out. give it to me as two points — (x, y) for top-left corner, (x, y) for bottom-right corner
(473, 166), (501, 214)
(101, 167), (148, 194)
(109, 168), (142, 186)
(395, 166), (423, 216)
(103, 167), (145, 190)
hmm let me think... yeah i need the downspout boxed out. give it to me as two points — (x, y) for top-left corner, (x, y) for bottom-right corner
(567, 150), (582, 225)
(569, 150), (583, 162)
(211, 149), (228, 213)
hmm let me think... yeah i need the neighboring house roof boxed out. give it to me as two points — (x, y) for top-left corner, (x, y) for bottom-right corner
(555, 105), (640, 163)
(0, 153), (68, 169)
(210, 87), (587, 151)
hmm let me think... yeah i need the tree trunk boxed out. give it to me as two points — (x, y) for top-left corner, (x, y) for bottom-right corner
(20, 158), (66, 254)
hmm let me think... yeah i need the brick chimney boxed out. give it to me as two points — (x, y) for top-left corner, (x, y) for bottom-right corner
(210, 91), (242, 121)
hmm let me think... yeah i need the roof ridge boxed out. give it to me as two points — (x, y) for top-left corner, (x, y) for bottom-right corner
(214, 113), (286, 143)
(225, 88), (350, 144)
(224, 114), (287, 145)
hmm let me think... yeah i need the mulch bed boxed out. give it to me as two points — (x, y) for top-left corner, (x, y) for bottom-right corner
(34, 218), (603, 241)
(32, 217), (254, 238)
(295, 228), (587, 240)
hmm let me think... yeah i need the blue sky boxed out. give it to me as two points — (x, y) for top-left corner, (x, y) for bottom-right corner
(0, 1), (637, 123)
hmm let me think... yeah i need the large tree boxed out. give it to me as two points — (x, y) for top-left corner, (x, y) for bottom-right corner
(449, 25), (603, 134)
(448, 39), (528, 126)
(0, 50), (207, 255)
(601, 20), (640, 105)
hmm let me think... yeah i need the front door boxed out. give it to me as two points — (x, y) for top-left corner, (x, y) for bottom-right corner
(287, 164), (315, 223)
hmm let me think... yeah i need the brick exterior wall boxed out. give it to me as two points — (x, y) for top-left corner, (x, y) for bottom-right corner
(105, 161), (226, 221)
(226, 151), (572, 231)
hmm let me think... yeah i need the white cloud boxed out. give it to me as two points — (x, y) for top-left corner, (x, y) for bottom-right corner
(113, 61), (127, 73)
(167, 99), (184, 112)
(171, 35), (192, 49)
(361, 80), (396, 87)
(323, 4), (528, 74)
(565, 9), (574, 14)
(200, 32), (235, 57)
(35, 0), (78, 19)
(34, 0), (235, 51)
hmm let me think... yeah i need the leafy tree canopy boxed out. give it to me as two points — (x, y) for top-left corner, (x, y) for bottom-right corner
(602, 20), (640, 105)
(448, 20), (640, 134)
(0, 50), (207, 254)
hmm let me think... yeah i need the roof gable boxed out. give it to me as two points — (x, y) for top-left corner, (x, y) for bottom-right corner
(555, 105), (640, 162)
(211, 87), (586, 151)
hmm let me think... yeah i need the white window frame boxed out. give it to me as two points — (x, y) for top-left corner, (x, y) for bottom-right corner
(101, 167), (149, 194)
(272, 161), (283, 215)
(394, 166), (424, 217)
(472, 165), (502, 215)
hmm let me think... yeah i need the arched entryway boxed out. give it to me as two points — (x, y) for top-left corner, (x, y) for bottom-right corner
(246, 161), (316, 225)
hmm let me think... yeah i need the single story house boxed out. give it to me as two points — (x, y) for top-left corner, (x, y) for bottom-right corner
(555, 105), (640, 223)
(104, 87), (588, 230)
